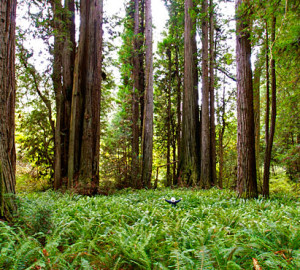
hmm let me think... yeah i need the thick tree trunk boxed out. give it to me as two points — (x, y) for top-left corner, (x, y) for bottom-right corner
(209, 0), (216, 186)
(236, 0), (258, 198)
(141, 0), (153, 188)
(263, 17), (277, 197)
(179, 0), (200, 186)
(53, 0), (76, 190)
(68, 0), (103, 194)
(0, 0), (17, 220)
(132, 0), (141, 189)
(61, 0), (76, 183)
(201, 0), (211, 188)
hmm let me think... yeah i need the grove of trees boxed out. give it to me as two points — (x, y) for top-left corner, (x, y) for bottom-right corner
(0, 0), (299, 219)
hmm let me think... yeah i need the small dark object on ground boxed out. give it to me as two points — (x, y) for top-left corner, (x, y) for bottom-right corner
(163, 197), (182, 207)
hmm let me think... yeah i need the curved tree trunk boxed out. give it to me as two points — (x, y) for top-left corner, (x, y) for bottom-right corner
(0, 0), (17, 220)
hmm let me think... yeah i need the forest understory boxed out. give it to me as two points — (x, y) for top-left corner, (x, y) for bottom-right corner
(1, 188), (299, 270)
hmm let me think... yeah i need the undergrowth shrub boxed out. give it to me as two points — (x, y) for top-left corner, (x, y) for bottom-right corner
(0, 188), (299, 269)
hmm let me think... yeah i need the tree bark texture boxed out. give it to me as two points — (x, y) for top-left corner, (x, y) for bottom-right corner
(68, 0), (103, 194)
(52, 0), (64, 189)
(175, 43), (181, 186)
(201, 0), (211, 188)
(167, 48), (172, 187)
(218, 85), (226, 189)
(236, 0), (258, 198)
(53, 0), (76, 190)
(180, 0), (200, 186)
(263, 16), (277, 197)
(0, 0), (17, 220)
(141, 0), (153, 188)
(253, 54), (263, 182)
(132, 0), (141, 189)
(139, 0), (145, 137)
(209, 0), (216, 186)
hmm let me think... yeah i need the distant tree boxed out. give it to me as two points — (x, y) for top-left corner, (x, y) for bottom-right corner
(179, 0), (200, 186)
(0, 0), (17, 220)
(209, 0), (217, 187)
(141, 0), (154, 188)
(263, 16), (277, 197)
(132, 0), (142, 189)
(68, 0), (103, 194)
(201, 0), (210, 188)
(235, 0), (258, 198)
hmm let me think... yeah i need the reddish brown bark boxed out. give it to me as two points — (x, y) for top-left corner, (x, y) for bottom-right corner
(167, 48), (172, 187)
(179, 0), (200, 186)
(263, 16), (277, 197)
(209, 0), (216, 186)
(0, 0), (17, 220)
(201, 0), (211, 188)
(132, 0), (141, 189)
(68, 0), (103, 194)
(236, 0), (258, 198)
(253, 54), (263, 182)
(141, 0), (154, 188)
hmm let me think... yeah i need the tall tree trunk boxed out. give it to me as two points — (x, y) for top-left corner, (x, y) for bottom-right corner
(132, 0), (141, 189)
(0, 0), (17, 220)
(236, 0), (257, 198)
(68, 0), (103, 194)
(166, 48), (172, 186)
(253, 53), (263, 183)
(52, 0), (63, 190)
(179, 0), (200, 186)
(209, 0), (216, 186)
(263, 16), (277, 197)
(141, 0), (153, 188)
(174, 42), (181, 185)
(53, 0), (76, 190)
(201, 0), (211, 188)
(218, 84), (226, 189)
(265, 21), (270, 149)
(61, 0), (76, 183)
(139, 0), (145, 137)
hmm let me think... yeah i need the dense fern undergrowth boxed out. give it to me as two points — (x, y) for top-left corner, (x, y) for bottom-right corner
(1, 189), (299, 269)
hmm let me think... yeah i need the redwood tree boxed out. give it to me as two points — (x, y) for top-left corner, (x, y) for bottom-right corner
(0, 0), (17, 220)
(53, 0), (76, 190)
(68, 0), (103, 194)
(235, 0), (258, 198)
(141, 0), (154, 188)
(132, 0), (141, 189)
(201, 0), (210, 188)
(179, 0), (200, 186)
(263, 16), (277, 197)
(209, 0), (217, 186)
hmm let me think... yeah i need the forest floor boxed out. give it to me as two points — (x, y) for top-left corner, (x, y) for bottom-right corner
(1, 188), (299, 269)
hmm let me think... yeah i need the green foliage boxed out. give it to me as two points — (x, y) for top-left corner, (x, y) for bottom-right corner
(1, 189), (299, 269)
(16, 104), (54, 185)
